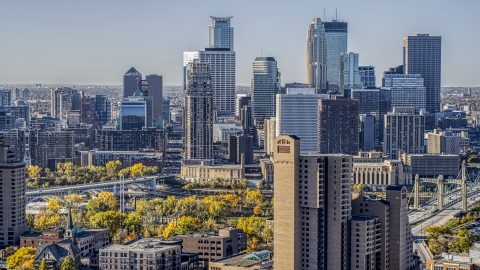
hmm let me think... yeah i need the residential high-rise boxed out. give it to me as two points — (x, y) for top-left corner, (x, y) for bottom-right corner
(324, 20), (348, 92)
(359, 66), (376, 88)
(273, 135), (352, 270)
(123, 67), (142, 97)
(30, 130), (76, 170)
(209, 16), (234, 51)
(5, 100), (30, 128)
(318, 97), (359, 155)
(381, 74), (426, 113)
(403, 34), (442, 113)
(384, 107), (425, 159)
(184, 63), (213, 160)
(264, 117), (276, 156)
(306, 18), (327, 93)
(183, 51), (200, 91)
(145, 74), (163, 121)
(96, 129), (165, 152)
(251, 57), (281, 119)
(276, 88), (328, 153)
(0, 134), (28, 247)
(200, 48), (236, 116)
(50, 87), (80, 118)
(340, 52), (362, 97)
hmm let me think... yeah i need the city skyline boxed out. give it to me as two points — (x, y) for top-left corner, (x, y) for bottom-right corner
(1, 0), (479, 87)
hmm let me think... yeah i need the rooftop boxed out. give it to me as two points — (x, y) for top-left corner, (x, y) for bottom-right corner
(101, 238), (181, 252)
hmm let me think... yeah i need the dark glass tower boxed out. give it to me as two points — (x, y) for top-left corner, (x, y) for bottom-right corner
(123, 67), (142, 98)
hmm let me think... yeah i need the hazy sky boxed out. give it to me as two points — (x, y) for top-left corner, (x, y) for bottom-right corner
(1, 0), (479, 87)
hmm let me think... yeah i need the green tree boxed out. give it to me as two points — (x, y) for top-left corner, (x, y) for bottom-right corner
(39, 258), (50, 270)
(6, 247), (36, 270)
(60, 256), (78, 270)
(89, 211), (125, 239)
(123, 212), (143, 235)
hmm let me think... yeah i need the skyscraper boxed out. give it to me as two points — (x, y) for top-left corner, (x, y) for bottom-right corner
(50, 87), (80, 118)
(324, 20), (348, 92)
(340, 52), (361, 97)
(0, 89), (12, 106)
(274, 135), (352, 270)
(359, 66), (376, 88)
(209, 16), (234, 51)
(403, 34), (441, 113)
(184, 63), (213, 160)
(318, 97), (359, 155)
(251, 57), (281, 119)
(93, 95), (111, 127)
(123, 67), (142, 97)
(306, 18), (327, 93)
(200, 48), (236, 116)
(381, 74), (426, 113)
(119, 98), (148, 130)
(0, 134), (28, 247)
(183, 51), (200, 91)
(145, 74), (163, 121)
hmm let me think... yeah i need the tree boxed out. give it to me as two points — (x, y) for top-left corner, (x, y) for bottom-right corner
(39, 258), (50, 270)
(86, 192), (119, 217)
(47, 197), (62, 213)
(60, 256), (78, 270)
(199, 218), (219, 233)
(239, 178), (248, 189)
(257, 181), (269, 190)
(106, 160), (123, 179)
(236, 215), (267, 242)
(176, 216), (199, 234)
(244, 189), (264, 207)
(424, 225), (453, 239)
(130, 163), (146, 178)
(124, 231), (138, 243)
(202, 196), (226, 221)
(27, 165), (41, 179)
(253, 205), (263, 216)
(263, 227), (273, 244)
(89, 211), (125, 239)
(123, 212), (143, 235)
(6, 247), (36, 270)
(44, 168), (54, 179)
(162, 221), (177, 239)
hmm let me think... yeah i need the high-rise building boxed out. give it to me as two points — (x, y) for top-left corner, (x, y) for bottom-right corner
(273, 135), (352, 270)
(0, 89), (12, 106)
(183, 51), (200, 91)
(382, 65), (404, 86)
(318, 97), (359, 155)
(359, 114), (375, 151)
(13, 88), (20, 101)
(306, 18), (327, 93)
(209, 16), (234, 51)
(22, 88), (29, 101)
(93, 95), (111, 127)
(200, 48), (236, 116)
(50, 87), (80, 118)
(403, 34), (441, 113)
(0, 134), (28, 247)
(340, 52), (362, 97)
(264, 117), (276, 156)
(276, 88), (328, 153)
(324, 20), (348, 92)
(384, 107), (425, 159)
(381, 74), (426, 113)
(184, 63), (213, 160)
(30, 130), (76, 170)
(359, 66), (376, 88)
(228, 133), (253, 164)
(251, 57), (281, 119)
(162, 99), (171, 125)
(145, 74), (163, 121)
(235, 94), (250, 117)
(123, 67), (142, 98)
(96, 128), (165, 152)
(119, 98), (148, 131)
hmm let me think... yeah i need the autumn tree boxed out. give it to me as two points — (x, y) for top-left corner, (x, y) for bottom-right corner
(27, 165), (41, 180)
(123, 212), (143, 235)
(86, 192), (119, 217)
(39, 258), (50, 270)
(106, 160), (123, 179)
(89, 210), (125, 239)
(130, 163), (146, 178)
(162, 221), (177, 239)
(176, 216), (199, 234)
(60, 256), (78, 270)
(6, 247), (36, 270)
(244, 189), (264, 207)
(124, 231), (138, 243)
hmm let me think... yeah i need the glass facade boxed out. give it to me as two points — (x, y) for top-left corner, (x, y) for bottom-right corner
(120, 102), (147, 130)
(340, 52), (362, 96)
(324, 21), (348, 92)
(306, 18), (327, 93)
(251, 57), (281, 119)
(359, 66), (376, 88)
(209, 16), (234, 51)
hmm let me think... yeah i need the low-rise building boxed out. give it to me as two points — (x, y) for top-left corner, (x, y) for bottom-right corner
(181, 159), (245, 183)
(353, 159), (413, 190)
(426, 242), (480, 269)
(99, 238), (182, 270)
(428, 129), (470, 155)
(34, 240), (81, 270)
(173, 228), (247, 269)
(80, 149), (162, 167)
(208, 251), (273, 270)
(400, 153), (460, 178)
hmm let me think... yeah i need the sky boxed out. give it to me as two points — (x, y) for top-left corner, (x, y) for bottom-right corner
(1, 0), (479, 87)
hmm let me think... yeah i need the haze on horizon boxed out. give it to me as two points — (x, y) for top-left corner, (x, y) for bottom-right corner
(1, 0), (479, 87)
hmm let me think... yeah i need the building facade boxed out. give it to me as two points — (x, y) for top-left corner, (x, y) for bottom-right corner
(228, 134), (253, 164)
(359, 66), (376, 88)
(145, 74), (163, 121)
(251, 57), (281, 119)
(263, 117), (276, 156)
(96, 129), (165, 152)
(427, 129), (469, 155)
(353, 159), (413, 190)
(50, 87), (80, 118)
(400, 153), (460, 178)
(340, 52), (362, 96)
(123, 67), (142, 98)
(306, 18), (327, 93)
(381, 74), (426, 113)
(181, 159), (244, 183)
(324, 20), (348, 92)
(209, 16), (234, 51)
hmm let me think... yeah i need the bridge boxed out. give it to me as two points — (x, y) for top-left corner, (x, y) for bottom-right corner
(26, 174), (176, 203)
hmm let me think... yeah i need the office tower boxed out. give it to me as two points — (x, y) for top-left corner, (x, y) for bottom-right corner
(228, 133), (253, 164)
(381, 74), (426, 113)
(145, 74), (163, 121)
(384, 107), (425, 159)
(340, 52), (362, 97)
(22, 88), (29, 101)
(251, 57), (281, 119)
(5, 101), (30, 128)
(162, 99), (171, 125)
(184, 63), (213, 160)
(120, 97), (148, 130)
(273, 135), (352, 270)
(200, 48), (236, 116)
(50, 87), (80, 118)
(382, 65), (404, 86)
(0, 135), (28, 247)
(427, 129), (469, 155)
(359, 66), (375, 88)
(276, 88), (328, 153)
(306, 18), (327, 93)
(96, 129), (165, 151)
(235, 94), (250, 117)
(0, 89), (12, 106)
(93, 95), (111, 127)
(183, 51), (200, 90)
(359, 114), (375, 151)
(318, 97), (359, 155)
(209, 16), (234, 51)
(324, 20), (348, 92)
(403, 34), (442, 113)
(123, 67), (142, 97)
(264, 117), (276, 155)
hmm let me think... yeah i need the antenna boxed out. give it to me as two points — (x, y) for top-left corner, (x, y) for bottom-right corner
(261, 48), (263, 57)
(323, 7), (325, 20)
(336, 8), (338, 21)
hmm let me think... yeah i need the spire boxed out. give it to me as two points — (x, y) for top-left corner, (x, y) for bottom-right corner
(67, 207), (74, 230)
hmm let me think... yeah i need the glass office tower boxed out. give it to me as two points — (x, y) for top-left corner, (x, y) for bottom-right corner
(324, 21), (348, 92)
(306, 18), (327, 93)
(209, 16), (234, 51)
(251, 57), (281, 119)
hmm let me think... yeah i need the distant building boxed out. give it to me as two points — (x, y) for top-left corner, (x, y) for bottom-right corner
(381, 74), (426, 113)
(181, 159), (245, 183)
(251, 57), (281, 119)
(96, 129), (165, 152)
(183, 51), (200, 91)
(235, 94), (250, 117)
(306, 18), (327, 93)
(119, 97), (149, 130)
(80, 150), (162, 167)
(359, 114), (375, 151)
(92, 95), (111, 127)
(400, 153), (460, 178)
(359, 66), (375, 88)
(208, 251), (273, 270)
(50, 87), (80, 118)
(382, 65), (404, 86)
(324, 20), (348, 92)
(263, 117), (276, 156)
(162, 99), (171, 125)
(428, 129), (469, 154)
(34, 241), (81, 270)
(340, 52), (362, 97)
(353, 156), (413, 190)
(30, 130), (76, 170)
(209, 16), (234, 51)
(145, 74), (163, 121)
(228, 134), (253, 164)
(123, 67), (142, 98)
